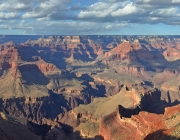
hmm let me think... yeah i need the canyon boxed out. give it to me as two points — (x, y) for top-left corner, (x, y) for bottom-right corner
(0, 35), (180, 140)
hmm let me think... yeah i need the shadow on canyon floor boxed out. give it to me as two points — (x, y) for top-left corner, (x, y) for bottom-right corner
(119, 88), (180, 118)
(28, 121), (104, 140)
(27, 121), (51, 137)
(144, 130), (180, 140)
(19, 64), (50, 85)
(68, 131), (104, 140)
(140, 89), (180, 114)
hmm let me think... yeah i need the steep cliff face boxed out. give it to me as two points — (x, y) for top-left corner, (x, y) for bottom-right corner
(104, 41), (165, 62)
(19, 60), (61, 76)
(0, 46), (19, 70)
(104, 41), (141, 61)
(22, 36), (103, 61)
(99, 104), (180, 140)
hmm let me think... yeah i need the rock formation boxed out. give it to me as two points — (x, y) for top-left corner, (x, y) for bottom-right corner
(99, 104), (180, 140)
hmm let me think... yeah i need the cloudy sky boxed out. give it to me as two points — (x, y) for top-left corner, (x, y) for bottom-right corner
(0, 0), (180, 35)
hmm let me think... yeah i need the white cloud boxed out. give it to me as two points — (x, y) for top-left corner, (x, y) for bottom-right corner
(39, 0), (63, 9)
(0, 2), (31, 11)
(15, 3), (28, 9)
(106, 0), (128, 2)
(78, 1), (122, 18)
(150, 17), (159, 20)
(116, 22), (128, 27)
(111, 2), (144, 17)
(172, 0), (180, 3)
(105, 22), (128, 30)
(77, 1), (131, 20)
(106, 24), (112, 29)
(135, 0), (180, 6)
(0, 12), (19, 19)
(23, 11), (46, 18)
(21, 0), (72, 19)
(150, 8), (179, 17)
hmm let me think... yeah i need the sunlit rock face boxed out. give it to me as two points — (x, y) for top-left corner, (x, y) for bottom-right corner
(99, 104), (180, 140)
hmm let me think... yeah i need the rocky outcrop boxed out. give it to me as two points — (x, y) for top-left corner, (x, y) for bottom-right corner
(163, 47), (180, 61)
(118, 66), (146, 78)
(99, 104), (180, 140)
(0, 41), (16, 51)
(18, 60), (61, 75)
